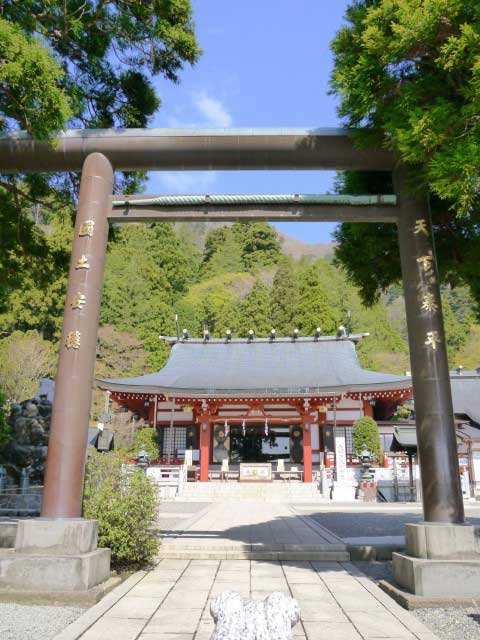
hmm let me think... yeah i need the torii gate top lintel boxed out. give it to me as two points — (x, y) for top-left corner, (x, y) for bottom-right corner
(0, 127), (394, 173)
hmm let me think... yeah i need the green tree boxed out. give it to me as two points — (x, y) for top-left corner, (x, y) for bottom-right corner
(442, 299), (468, 364)
(330, 1), (480, 310)
(270, 259), (300, 335)
(333, 171), (480, 312)
(355, 304), (408, 371)
(237, 280), (272, 337)
(200, 227), (244, 278)
(296, 265), (338, 335)
(0, 2), (201, 327)
(352, 416), (382, 463)
(232, 222), (282, 271)
(0, 331), (56, 404)
(101, 224), (189, 368)
(331, 0), (480, 216)
(183, 272), (254, 336)
(0, 212), (72, 340)
(2, 1), (200, 133)
(120, 428), (161, 461)
(0, 17), (71, 140)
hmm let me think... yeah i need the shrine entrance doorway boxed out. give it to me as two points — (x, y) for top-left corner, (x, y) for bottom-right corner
(229, 425), (292, 464)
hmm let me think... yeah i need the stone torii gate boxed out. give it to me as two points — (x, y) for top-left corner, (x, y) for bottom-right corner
(0, 128), (473, 598)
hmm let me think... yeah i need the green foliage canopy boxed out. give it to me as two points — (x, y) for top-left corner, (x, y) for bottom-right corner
(352, 416), (382, 462)
(122, 428), (161, 461)
(232, 222), (282, 271)
(270, 259), (300, 335)
(331, 0), (480, 215)
(2, 0), (200, 132)
(330, 1), (480, 311)
(297, 265), (338, 335)
(0, 330), (56, 404)
(237, 280), (272, 337)
(0, 17), (71, 139)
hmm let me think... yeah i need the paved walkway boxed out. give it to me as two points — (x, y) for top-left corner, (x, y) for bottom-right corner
(160, 502), (342, 548)
(58, 559), (438, 640)
(57, 503), (439, 639)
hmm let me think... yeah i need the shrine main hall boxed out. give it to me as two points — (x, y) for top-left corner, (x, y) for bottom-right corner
(97, 330), (412, 482)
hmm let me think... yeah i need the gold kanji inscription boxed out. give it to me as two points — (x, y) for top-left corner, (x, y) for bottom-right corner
(425, 331), (441, 350)
(65, 331), (81, 349)
(71, 292), (86, 310)
(414, 219), (429, 236)
(417, 255), (433, 272)
(75, 255), (90, 269)
(79, 220), (95, 237)
(421, 293), (438, 313)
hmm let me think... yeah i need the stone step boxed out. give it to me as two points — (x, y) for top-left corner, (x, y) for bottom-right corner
(176, 496), (327, 503)
(160, 542), (346, 551)
(176, 482), (327, 503)
(157, 548), (350, 561)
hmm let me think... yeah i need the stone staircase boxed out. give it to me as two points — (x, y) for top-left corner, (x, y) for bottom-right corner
(176, 481), (326, 503)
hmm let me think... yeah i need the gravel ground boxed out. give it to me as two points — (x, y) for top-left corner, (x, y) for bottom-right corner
(308, 508), (480, 538)
(414, 608), (480, 640)
(354, 561), (480, 640)
(0, 603), (84, 640)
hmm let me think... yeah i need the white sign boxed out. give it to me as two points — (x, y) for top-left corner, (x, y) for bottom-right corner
(335, 435), (347, 483)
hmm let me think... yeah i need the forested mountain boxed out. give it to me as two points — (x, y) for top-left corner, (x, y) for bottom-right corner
(1, 215), (478, 415)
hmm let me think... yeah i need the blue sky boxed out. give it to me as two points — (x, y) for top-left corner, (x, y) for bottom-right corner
(149, 0), (352, 244)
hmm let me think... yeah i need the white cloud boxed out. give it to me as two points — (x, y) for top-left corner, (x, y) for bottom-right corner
(156, 171), (218, 194)
(193, 92), (233, 128)
(151, 91), (232, 193)
(165, 92), (233, 129)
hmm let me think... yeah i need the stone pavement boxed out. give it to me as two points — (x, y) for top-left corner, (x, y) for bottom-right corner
(158, 502), (348, 560)
(57, 559), (439, 640)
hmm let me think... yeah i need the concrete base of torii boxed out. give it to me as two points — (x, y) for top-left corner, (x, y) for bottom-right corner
(0, 519), (111, 595)
(392, 522), (480, 598)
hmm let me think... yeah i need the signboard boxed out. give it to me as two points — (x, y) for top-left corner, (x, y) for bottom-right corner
(239, 463), (272, 482)
(334, 435), (347, 483)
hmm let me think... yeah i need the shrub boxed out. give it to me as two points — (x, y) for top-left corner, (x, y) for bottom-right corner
(118, 427), (161, 461)
(352, 416), (382, 463)
(83, 451), (159, 569)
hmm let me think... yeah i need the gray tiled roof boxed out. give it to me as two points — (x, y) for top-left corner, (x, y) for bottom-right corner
(96, 338), (411, 397)
(450, 370), (480, 425)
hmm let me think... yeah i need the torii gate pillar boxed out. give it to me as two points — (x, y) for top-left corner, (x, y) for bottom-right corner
(390, 168), (480, 602)
(395, 166), (464, 525)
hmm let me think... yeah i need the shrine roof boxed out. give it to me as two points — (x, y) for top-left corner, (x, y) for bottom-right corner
(96, 335), (412, 398)
(450, 369), (480, 425)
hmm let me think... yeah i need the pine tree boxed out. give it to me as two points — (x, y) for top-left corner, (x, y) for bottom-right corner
(232, 222), (281, 271)
(271, 259), (300, 335)
(296, 265), (338, 336)
(237, 280), (272, 337)
(200, 227), (244, 278)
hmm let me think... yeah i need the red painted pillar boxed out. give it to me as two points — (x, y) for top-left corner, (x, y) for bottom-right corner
(302, 416), (313, 483)
(363, 399), (373, 418)
(199, 417), (211, 482)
